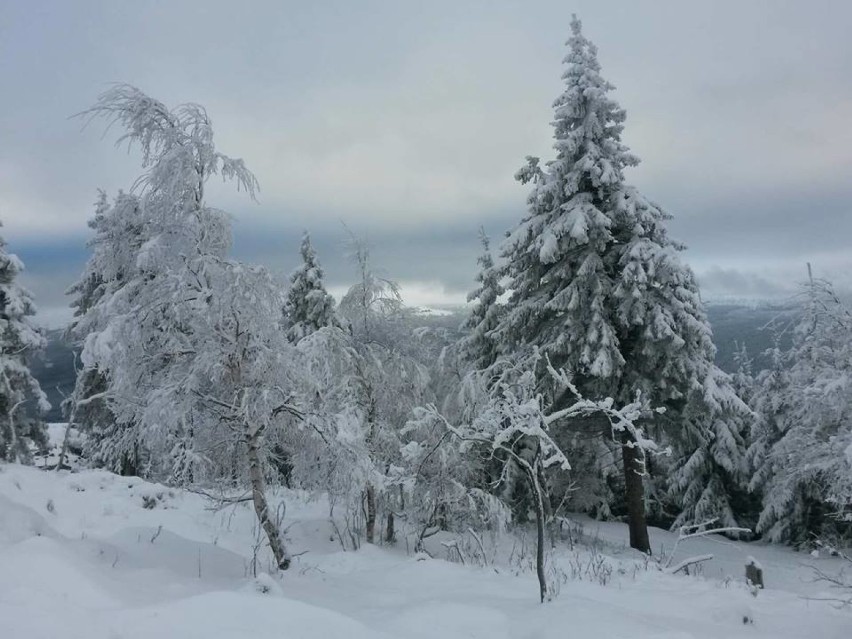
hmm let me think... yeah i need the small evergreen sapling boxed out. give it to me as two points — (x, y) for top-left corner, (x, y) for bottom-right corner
(284, 232), (338, 343)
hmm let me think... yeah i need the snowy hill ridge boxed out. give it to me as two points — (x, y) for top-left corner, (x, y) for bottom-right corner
(1, 464), (850, 639)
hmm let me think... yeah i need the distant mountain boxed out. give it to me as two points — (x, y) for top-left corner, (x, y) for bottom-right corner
(705, 303), (796, 372)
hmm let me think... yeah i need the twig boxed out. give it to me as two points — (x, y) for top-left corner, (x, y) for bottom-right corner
(668, 554), (713, 575)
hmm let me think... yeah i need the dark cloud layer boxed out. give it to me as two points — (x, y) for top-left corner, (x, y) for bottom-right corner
(2, 0), (850, 326)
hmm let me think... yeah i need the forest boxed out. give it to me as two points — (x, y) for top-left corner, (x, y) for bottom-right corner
(0, 11), (850, 639)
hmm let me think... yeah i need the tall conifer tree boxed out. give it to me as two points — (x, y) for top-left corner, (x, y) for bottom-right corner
(497, 16), (749, 550)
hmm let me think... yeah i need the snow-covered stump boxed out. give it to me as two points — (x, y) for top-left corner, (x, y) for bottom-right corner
(746, 557), (764, 591)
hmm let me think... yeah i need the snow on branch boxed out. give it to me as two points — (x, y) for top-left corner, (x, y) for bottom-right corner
(663, 518), (752, 570)
(77, 84), (259, 200)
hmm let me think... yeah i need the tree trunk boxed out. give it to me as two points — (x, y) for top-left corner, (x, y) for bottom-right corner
(524, 460), (548, 603)
(57, 421), (72, 471)
(6, 410), (20, 464)
(120, 448), (138, 477)
(535, 457), (555, 548)
(622, 434), (651, 554)
(365, 484), (377, 544)
(246, 430), (291, 570)
(385, 511), (395, 543)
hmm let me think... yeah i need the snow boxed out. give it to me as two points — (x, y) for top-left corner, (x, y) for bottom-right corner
(412, 306), (454, 317)
(1, 464), (850, 639)
(33, 423), (84, 471)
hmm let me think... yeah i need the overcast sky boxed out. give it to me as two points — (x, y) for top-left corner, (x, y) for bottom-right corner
(2, 0), (850, 327)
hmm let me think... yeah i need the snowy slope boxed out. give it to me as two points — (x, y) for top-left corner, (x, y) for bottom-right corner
(1, 464), (849, 639)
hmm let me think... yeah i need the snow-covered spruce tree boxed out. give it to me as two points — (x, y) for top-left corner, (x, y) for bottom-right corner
(0, 227), (49, 462)
(723, 341), (761, 528)
(66, 190), (144, 473)
(497, 16), (750, 551)
(71, 85), (257, 480)
(747, 335), (792, 514)
(460, 229), (504, 370)
(667, 367), (752, 531)
(283, 232), (338, 343)
(754, 277), (852, 544)
(731, 342), (755, 405)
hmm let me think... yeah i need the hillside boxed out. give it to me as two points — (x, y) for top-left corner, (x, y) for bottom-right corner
(1, 455), (849, 639)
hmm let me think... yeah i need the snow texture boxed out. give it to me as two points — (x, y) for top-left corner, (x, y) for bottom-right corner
(1, 462), (849, 639)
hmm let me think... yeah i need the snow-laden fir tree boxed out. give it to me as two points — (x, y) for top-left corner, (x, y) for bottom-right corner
(0, 226), (49, 462)
(731, 342), (755, 406)
(66, 190), (144, 473)
(496, 15), (750, 550)
(724, 341), (761, 528)
(283, 232), (338, 342)
(753, 277), (852, 544)
(747, 335), (791, 512)
(460, 229), (504, 370)
(667, 367), (751, 531)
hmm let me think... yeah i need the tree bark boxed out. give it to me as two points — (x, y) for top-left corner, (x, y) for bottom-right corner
(621, 433), (651, 554)
(523, 458), (548, 603)
(385, 511), (395, 543)
(512, 451), (547, 603)
(57, 422), (72, 471)
(365, 484), (377, 544)
(535, 459), (555, 548)
(246, 430), (291, 570)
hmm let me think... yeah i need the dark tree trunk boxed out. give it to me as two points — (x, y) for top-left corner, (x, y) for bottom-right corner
(535, 460), (555, 547)
(364, 394), (378, 545)
(385, 511), (395, 543)
(523, 459), (548, 603)
(365, 484), (377, 544)
(621, 434), (651, 554)
(120, 449), (138, 477)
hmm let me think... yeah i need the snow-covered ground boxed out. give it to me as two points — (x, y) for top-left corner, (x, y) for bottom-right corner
(1, 463), (849, 639)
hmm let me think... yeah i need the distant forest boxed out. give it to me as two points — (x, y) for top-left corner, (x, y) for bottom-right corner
(32, 303), (794, 422)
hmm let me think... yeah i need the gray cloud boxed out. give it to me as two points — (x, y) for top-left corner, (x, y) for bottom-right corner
(2, 0), (851, 324)
(696, 267), (793, 301)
